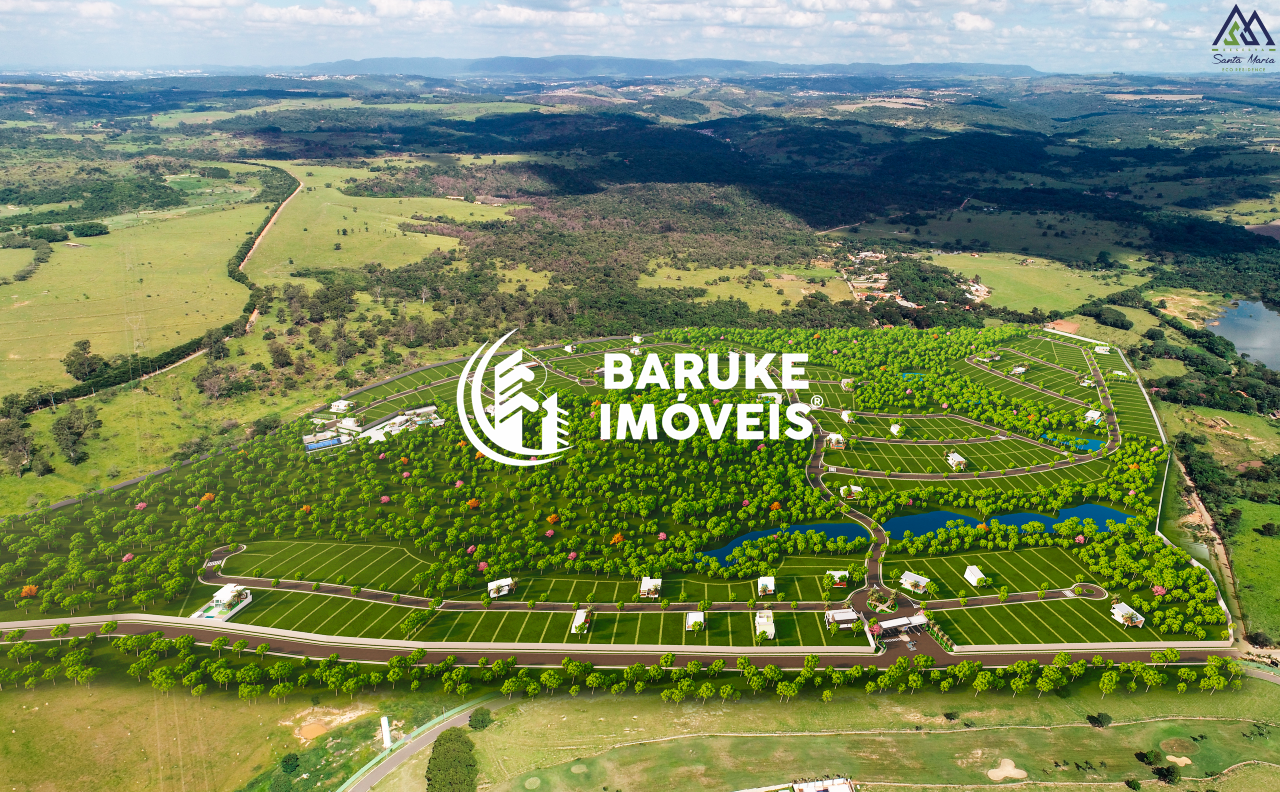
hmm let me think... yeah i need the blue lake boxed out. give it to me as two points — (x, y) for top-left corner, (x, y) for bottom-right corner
(879, 503), (1132, 540)
(701, 503), (1134, 563)
(1041, 434), (1105, 452)
(1208, 300), (1280, 369)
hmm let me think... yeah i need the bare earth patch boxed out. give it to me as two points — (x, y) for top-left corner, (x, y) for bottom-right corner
(986, 758), (1028, 781)
(287, 703), (375, 744)
(1046, 319), (1080, 334)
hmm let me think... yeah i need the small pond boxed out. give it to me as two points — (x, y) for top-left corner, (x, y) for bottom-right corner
(879, 503), (1133, 540)
(1208, 300), (1280, 368)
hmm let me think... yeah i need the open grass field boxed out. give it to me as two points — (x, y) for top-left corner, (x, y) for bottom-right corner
(884, 545), (1091, 599)
(640, 264), (851, 311)
(491, 716), (1277, 792)
(929, 251), (1150, 313)
(824, 436), (1067, 475)
(1, 201), (268, 393)
(1155, 402), (1280, 467)
(844, 211), (1150, 262)
(471, 678), (1280, 792)
(243, 162), (518, 290)
(1225, 499), (1280, 643)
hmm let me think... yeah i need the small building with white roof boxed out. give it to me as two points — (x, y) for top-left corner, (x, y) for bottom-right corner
(840, 410), (852, 422)
(564, 344), (574, 353)
(826, 570), (849, 587)
(824, 608), (860, 630)
(190, 584), (252, 621)
(571, 609), (592, 634)
(879, 613), (928, 633)
(1111, 601), (1145, 628)
(760, 392), (784, 405)
(1083, 409), (1103, 423)
(754, 609), (776, 640)
(946, 451), (967, 471)
(639, 577), (662, 598)
(1010, 366), (1027, 375)
(1094, 345), (1111, 354)
(900, 571), (930, 595)
(684, 611), (706, 631)
(757, 576), (775, 596)
(839, 485), (863, 499)
(840, 378), (855, 391)
(963, 565), (985, 587)
(330, 399), (356, 413)
(793, 778), (854, 792)
(889, 423), (903, 437)
(826, 433), (846, 450)
(487, 578), (515, 598)
(632, 335), (643, 343)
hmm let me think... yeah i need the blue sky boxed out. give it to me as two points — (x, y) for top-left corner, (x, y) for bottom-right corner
(0, 0), (1261, 73)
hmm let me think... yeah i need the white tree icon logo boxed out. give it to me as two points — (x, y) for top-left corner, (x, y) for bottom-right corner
(457, 329), (572, 467)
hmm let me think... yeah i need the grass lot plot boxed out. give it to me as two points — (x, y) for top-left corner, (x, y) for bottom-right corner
(0, 202), (266, 393)
(1006, 336), (1090, 372)
(1108, 377), (1162, 440)
(991, 351), (1096, 400)
(929, 252), (1151, 313)
(223, 540), (429, 594)
(1225, 500), (1280, 643)
(848, 414), (988, 440)
(861, 457), (1114, 495)
(807, 380), (859, 410)
(883, 546), (1092, 599)
(232, 588), (411, 639)
(957, 361), (1084, 412)
(825, 436), (1066, 475)
(933, 594), (1193, 644)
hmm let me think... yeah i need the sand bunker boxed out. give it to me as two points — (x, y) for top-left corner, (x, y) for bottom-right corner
(570, 765), (588, 774)
(1166, 755), (1193, 766)
(299, 723), (328, 739)
(987, 759), (1028, 781)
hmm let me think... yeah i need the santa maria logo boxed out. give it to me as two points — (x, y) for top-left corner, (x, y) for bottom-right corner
(457, 328), (572, 468)
(1212, 4), (1277, 70)
(457, 331), (816, 469)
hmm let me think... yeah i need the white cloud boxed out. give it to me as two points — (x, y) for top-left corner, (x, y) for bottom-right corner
(951, 10), (992, 30)
(1082, 0), (1164, 18)
(244, 2), (379, 24)
(470, 3), (609, 26)
(368, 0), (453, 18)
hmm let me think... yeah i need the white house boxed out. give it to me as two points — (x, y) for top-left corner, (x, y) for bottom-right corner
(900, 571), (930, 595)
(1010, 366), (1027, 375)
(190, 584), (252, 622)
(840, 378), (855, 391)
(840, 410), (853, 422)
(639, 577), (662, 598)
(632, 335), (643, 343)
(754, 609), (776, 640)
(839, 485), (863, 499)
(793, 778), (854, 792)
(757, 576), (775, 596)
(571, 609), (592, 634)
(879, 614), (928, 633)
(1094, 346), (1111, 354)
(826, 433), (846, 450)
(963, 565), (985, 587)
(629, 347), (640, 355)
(1084, 409), (1103, 423)
(487, 578), (515, 598)
(760, 392), (784, 405)
(824, 608), (860, 630)
(684, 611), (706, 631)
(889, 423), (903, 437)
(826, 570), (849, 588)
(1112, 370), (1128, 377)
(1081, 378), (1095, 388)
(946, 451), (967, 471)
(330, 399), (355, 413)
(564, 344), (574, 354)
(1111, 602), (1145, 628)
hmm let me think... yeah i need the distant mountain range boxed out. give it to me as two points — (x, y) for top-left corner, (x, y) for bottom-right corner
(290, 56), (1043, 80)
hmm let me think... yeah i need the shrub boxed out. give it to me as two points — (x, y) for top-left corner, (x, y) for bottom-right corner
(1125, 780), (1141, 790)
(280, 753), (300, 775)
(26, 225), (69, 243)
(1087, 712), (1112, 728)
(67, 222), (109, 237)
(1151, 765), (1181, 784)
(468, 707), (493, 730)
(425, 727), (477, 792)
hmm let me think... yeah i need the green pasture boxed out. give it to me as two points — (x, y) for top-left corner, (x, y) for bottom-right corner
(1225, 500), (1280, 642)
(0, 202), (266, 393)
(824, 456), (1115, 498)
(243, 162), (517, 289)
(807, 380), (859, 409)
(824, 436), (1067, 475)
(496, 717), (1280, 792)
(819, 413), (988, 441)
